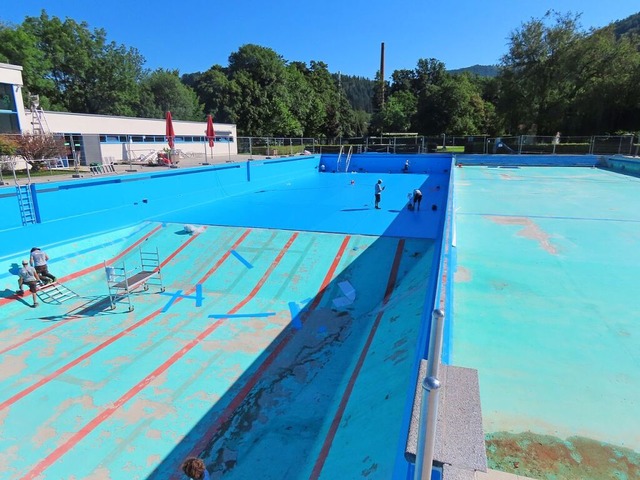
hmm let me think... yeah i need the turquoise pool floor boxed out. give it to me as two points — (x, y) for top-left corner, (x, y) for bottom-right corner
(0, 171), (441, 479)
(453, 166), (640, 478)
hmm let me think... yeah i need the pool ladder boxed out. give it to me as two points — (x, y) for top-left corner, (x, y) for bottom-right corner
(16, 184), (36, 225)
(336, 145), (353, 172)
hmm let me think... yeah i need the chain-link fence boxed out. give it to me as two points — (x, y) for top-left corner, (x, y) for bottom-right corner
(237, 137), (316, 156)
(444, 134), (638, 156)
(238, 134), (639, 156)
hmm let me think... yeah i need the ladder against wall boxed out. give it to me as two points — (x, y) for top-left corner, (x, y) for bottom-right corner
(16, 184), (36, 225)
(336, 145), (354, 172)
(29, 94), (50, 135)
(105, 247), (165, 311)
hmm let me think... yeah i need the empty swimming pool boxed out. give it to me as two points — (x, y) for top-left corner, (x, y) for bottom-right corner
(453, 164), (640, 479)
(0, 155), (450, 479)
(6, 152), (635, 480)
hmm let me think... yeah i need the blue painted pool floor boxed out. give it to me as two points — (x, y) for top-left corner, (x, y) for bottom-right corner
(452, 166), (640, 479)
(0, 220), (436, 479)
(159, 172), (447, 239)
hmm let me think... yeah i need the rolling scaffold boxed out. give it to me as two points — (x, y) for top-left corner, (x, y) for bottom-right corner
(105, 247), (165, 311)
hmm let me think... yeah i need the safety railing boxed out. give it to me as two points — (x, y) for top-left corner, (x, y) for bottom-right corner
(414, 310), (444, 480)
(237, 134), (639, 156)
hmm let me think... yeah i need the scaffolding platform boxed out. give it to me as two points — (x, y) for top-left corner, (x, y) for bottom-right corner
(105, 247), (164, 311)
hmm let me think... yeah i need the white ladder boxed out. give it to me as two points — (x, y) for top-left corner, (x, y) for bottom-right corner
(344, 145), (353, 172)
(29, 95), (50, 135)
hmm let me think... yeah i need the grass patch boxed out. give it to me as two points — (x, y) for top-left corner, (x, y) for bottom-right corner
(2, 169), (79, 179)
(439, 146), (464, 153)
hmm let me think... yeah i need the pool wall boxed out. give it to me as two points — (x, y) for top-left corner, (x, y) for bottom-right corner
(0, 156), (322, 259)
(455, 154), (598, 166)
(601, 155), (640, 176)
(320, 153), (453, 174)
(394, 158), (456, 478)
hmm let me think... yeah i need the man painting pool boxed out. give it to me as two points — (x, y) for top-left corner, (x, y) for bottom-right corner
(374, 179), (385, 209)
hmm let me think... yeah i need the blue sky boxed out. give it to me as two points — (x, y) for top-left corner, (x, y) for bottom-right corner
(3, 1), (639, 79)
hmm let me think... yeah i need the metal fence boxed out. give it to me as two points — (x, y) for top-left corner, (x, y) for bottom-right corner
(238, 134), (640, 156)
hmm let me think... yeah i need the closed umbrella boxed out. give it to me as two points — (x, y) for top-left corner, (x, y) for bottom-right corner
(164, 111), (176, 166)
(165, 111), (175, 149)
(205, 114), (215, 163)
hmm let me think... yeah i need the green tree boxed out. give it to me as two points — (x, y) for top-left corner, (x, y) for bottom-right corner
(183, 66), (233, 120)
(377, 90), (417, 133)
(565, 27), (640, 133)
(226, 44), (292, 136)
(2, 11), (146, 116)
(0, 134), (19, 156)
(497, 11), (585, 134)
(0, 22), (55, 108)
(138, 69), (203, 121)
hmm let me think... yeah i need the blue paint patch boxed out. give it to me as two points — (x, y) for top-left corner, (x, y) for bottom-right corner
(208, 312), (275, 319)
(230, 250), (253, 269)
(160, 285), (204, 312)
(195, 283), (203, 307)
(288, 301), (302, 329)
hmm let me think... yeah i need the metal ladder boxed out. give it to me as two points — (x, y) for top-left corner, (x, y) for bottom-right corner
(344, 145), (353, 172)
(336, 145), (345, 172)
(29, 95), (50, 135)
(336, 145), (353, 173)
(16, 184), (36, 225)
(37, 282), (79, 305)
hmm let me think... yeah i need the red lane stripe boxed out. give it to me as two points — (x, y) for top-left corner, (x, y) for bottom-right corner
(0, 229), (251, 411)
(20, 319), (224, 480)
(172, 235), (352, 478)
(23, 229), (296, 480)
(308, 235), (351, 311)
(0, 226), (196, 356)
(309, 238), (405, 480)
(0, 224), (163, 309)
(229, 232), (298, 314)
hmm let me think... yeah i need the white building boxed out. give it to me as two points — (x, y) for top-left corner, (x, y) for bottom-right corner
(0, 62), (237, 165)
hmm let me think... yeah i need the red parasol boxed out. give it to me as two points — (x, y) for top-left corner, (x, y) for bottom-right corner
(165, 111), (175, 149)
(205, 114), (215, 148)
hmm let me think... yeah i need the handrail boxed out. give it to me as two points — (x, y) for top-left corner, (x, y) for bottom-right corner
(336, 145), (344, 171)
(344, 145), (353, 172)
(414, 309), (444, 480)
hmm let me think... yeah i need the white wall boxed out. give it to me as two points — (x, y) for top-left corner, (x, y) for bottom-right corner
(2, 61), (238, 162)
(30, 111), (237, 162)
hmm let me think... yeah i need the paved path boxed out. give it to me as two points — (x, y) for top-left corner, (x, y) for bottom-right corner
(4, 154), (280, 186)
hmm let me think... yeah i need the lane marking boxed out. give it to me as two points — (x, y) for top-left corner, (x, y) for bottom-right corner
(208, 312), (275, 319)
(0, 230), (252, 410)
(172, 235), (352, 479)
(0, 225), (192, 355)
(230, 249), (253, 269)
(22, 230), (297, 480)
(0, 224), (164, 309)
(309, 238), (405, 479)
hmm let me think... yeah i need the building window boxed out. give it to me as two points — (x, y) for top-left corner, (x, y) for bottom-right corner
(0, 83), (20, 134)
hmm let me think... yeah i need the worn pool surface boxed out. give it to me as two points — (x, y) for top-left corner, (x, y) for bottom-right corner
(0, 168), (443, 479)
(5, 154), (638, 480)
(452, 166), (640, 479)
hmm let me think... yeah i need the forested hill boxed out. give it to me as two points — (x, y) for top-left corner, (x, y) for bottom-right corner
(448, 64), (498, 77)
(613, 11), (640, 39)
(334, 74), (375, 113)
